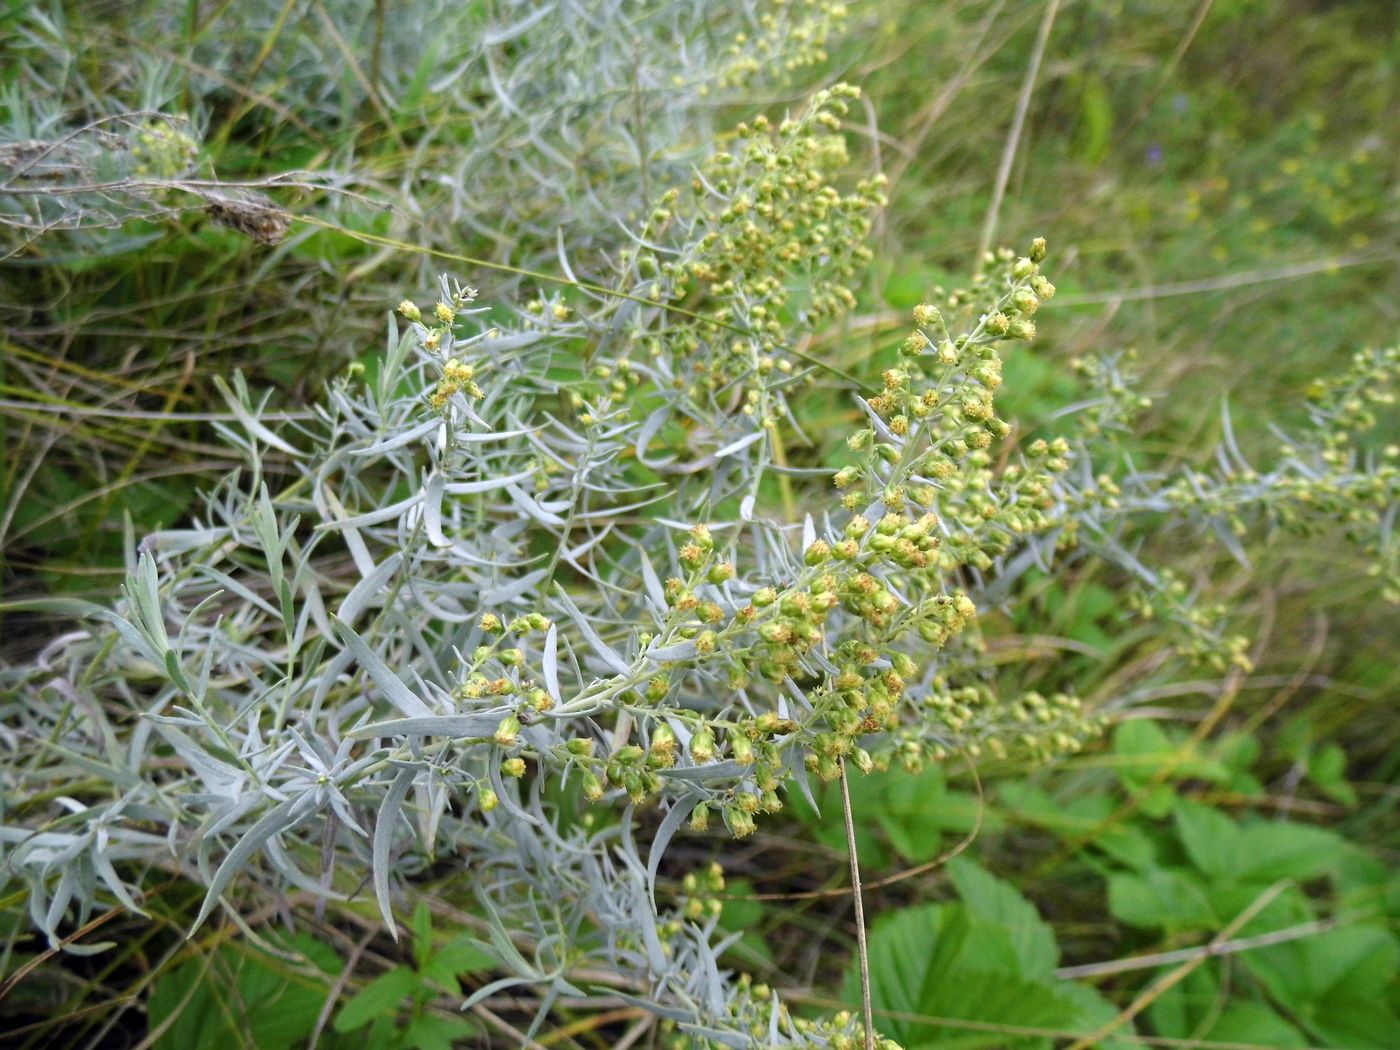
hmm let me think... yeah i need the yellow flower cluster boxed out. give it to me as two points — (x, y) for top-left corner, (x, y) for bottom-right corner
(130, 119), (198, 179)
(713, 0), (851, 91)
(397, 284), (484, 412)
(627, 86), (885, 418)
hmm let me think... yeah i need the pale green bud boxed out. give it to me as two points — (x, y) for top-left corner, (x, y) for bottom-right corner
(493, 715), (520, 748)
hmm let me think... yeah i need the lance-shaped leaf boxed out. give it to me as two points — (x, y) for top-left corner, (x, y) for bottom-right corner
(554, 585), (630, 675)
(333, 616), (433, 718)
(214, 373), (299, 454)
(542, 623), (561, 701)
(374, 766), (418, 938)
(347, 713), (504, 739)
(647, 791), (704, 909)
(192, 792), (319, 932)
(338, 553), (403, 626)
(442, 467), (536, 495)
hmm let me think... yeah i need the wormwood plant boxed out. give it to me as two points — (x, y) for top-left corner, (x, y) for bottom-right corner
(4, 77), (1400, 1049)
(2, 0), (849, 273)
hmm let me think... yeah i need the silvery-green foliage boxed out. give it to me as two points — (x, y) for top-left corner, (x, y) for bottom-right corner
(3, 0), (849, 277)
(9, 225), (1394, 1042)
(7, 218), (1399, 1042)
(999, 344), (1400, 670)
(0, 286), (853, 1040)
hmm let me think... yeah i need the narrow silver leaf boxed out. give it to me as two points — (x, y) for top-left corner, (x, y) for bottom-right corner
(332, 617), (433, 718)
(347, 713), (504, 739)
(373, 766), (417, 939)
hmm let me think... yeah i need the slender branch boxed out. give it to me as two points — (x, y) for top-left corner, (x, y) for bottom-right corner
(840, 757), (875, 1050)
(1051, 249), (1400, 306)
(975, 0), (1061, 271)
(1055, 914), (1345, 980)
(729, 754), (985, 902)
(1063, 881), (1292, 1050)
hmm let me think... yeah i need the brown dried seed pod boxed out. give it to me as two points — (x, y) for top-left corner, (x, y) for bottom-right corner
(203, 190), (290, 245)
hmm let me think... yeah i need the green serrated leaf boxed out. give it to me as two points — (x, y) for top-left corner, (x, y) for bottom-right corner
(334, 967), (421, 1034)
(947, 857), (1059, 979)
(404, 1012), (477, 1050)
(150, 932), (337, 1050)
(850, 903), (1114, 1048)
(1107, 867), (1216, 932)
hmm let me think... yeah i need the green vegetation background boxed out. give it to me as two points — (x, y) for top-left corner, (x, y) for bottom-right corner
(2, 1), (1397, 1047)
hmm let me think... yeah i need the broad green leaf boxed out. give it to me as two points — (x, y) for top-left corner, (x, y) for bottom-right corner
(403, 1012), (477, 1050)
(422, 935), (497, 994)
(1215, 730), (1261, 773)
(1145, 964), (1219, 1039)
(851, 904), (1104, 1048)
(150, 932), (338, 1050)
(1175, 799), (1349, 882)
(1207, 1001), (1310, 1047)
(1305, 993), (1400, 1049)
(1172, 799), (1239, 879)
(1245, 923), (1399, 1006)
(411, 902), (434, 970)
(947, 858), (1059, 979)
(1308, 743), (1358, 805)
(1113, 720), (1227, 801)
(1233, 820), (1348, 881)
(1054, 981), (1140, 1050)
(997, 783), (1155, 866)
(1198, 884), (1314, 950)
(1107, 868), (1216, 931)
(1149, 965), (1309, 1047)
(1335, 850), (1396, 911)
(792, 765), (983, 869)
(334, 967), (421, 1033)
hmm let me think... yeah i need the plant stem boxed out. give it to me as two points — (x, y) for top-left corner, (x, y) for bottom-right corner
(840, 756), (875, 1050)
(975, 0), (1061, 273)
